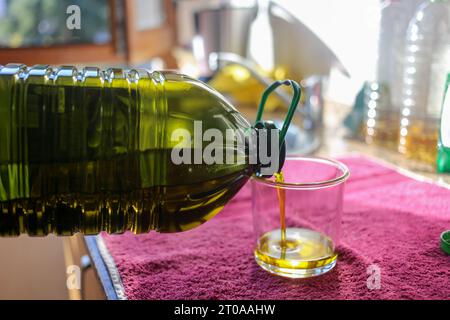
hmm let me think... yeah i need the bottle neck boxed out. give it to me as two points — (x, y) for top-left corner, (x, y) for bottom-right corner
(252, 121), (286, 177)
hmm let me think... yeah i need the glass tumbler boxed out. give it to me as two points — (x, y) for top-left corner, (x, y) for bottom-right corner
(251, 157), (349, 278)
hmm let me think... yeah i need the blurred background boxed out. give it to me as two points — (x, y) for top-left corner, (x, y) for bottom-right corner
(0, 0), (449, 299)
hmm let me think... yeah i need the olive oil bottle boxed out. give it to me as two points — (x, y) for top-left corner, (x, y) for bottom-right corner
(0, 64), (300, 236)
(437, 73), (450, 172)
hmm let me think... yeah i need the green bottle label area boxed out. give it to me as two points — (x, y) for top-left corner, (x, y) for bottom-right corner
(0, 64), (253, 236)
(438, 74), (450, 173)
(440, 88), (450, 147)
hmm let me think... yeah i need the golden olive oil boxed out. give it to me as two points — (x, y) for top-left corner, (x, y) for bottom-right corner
(255, 228), (337, 270)
(399, 119), (439, 165)
(364, 112), (400, 149)
(275, 171), (286, 251)
(255, 171), (337, 274)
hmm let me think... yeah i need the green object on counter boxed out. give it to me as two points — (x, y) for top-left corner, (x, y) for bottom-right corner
(437, 74), (450, 173)
(441, 231), (450, 255)
(0, 64), (301, 236)
(343, 82), (367, 137)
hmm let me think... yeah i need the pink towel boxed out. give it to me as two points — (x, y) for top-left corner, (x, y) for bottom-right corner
(101, 156), (450, 299)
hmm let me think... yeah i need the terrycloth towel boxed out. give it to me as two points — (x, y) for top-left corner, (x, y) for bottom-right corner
(100, 156), (450, 299)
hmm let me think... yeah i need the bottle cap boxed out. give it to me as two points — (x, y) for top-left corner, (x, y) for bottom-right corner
(441, 231), (450, 255)
(254, 79), (301, 177)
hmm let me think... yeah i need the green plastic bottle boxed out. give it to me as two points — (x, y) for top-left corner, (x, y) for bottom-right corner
(0, 64), (299, 236)
(437, 73), (450, 173)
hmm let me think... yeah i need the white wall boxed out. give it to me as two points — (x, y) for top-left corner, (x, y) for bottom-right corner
(177, 0), (382, 105)
(274, 0), (381, 104)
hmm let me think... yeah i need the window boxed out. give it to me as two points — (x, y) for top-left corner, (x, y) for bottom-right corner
(0, 0), (111, 48)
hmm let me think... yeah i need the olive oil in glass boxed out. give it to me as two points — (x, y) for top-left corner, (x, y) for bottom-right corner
(254, 171), (337, 275)
(252, 157), (348, 278)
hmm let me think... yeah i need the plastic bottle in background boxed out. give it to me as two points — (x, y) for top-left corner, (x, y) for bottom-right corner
(399, 0), (450, 164)
(365, 0), (422, 148)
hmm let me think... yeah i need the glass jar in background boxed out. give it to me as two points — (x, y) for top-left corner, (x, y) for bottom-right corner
(365, 0), (422, 148)
(399, 0), (450, 164)
(251, 157), (349, 278)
